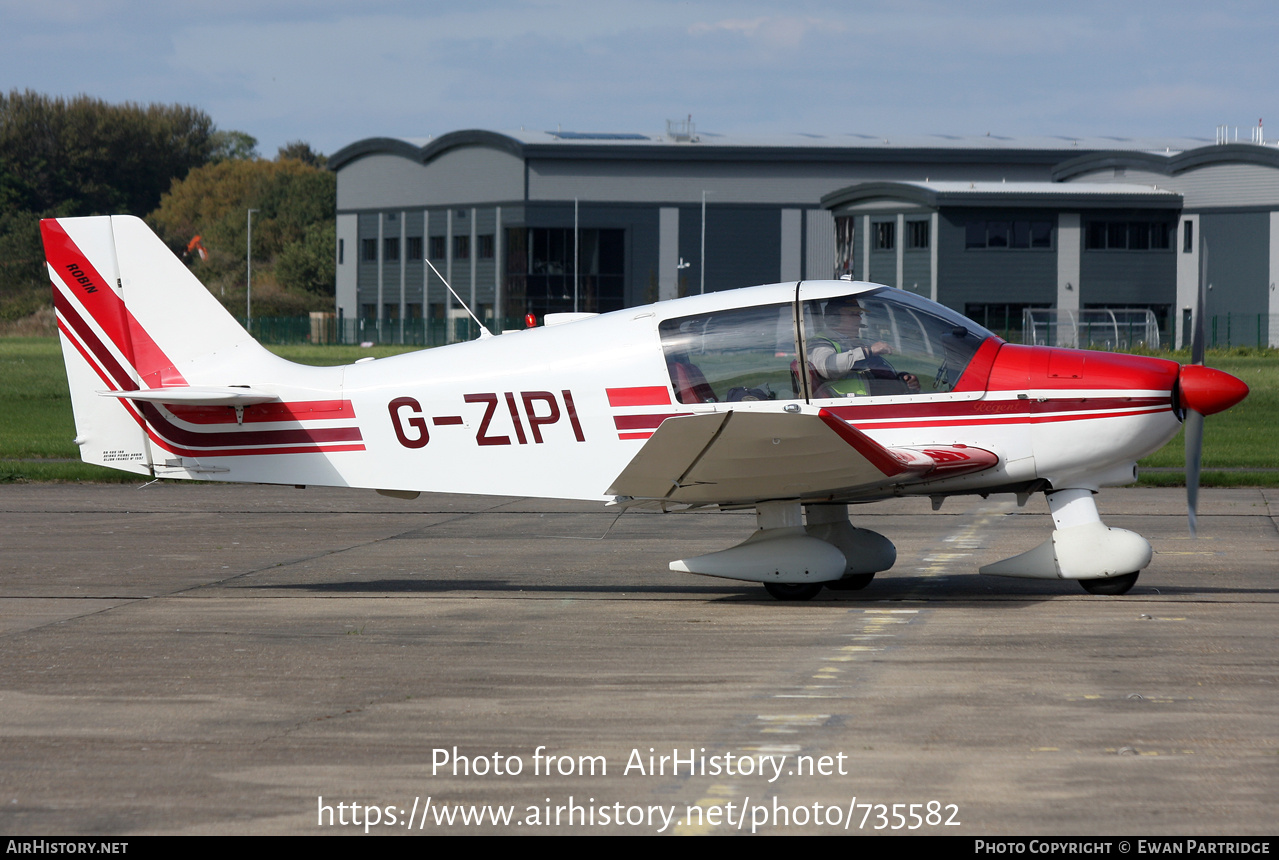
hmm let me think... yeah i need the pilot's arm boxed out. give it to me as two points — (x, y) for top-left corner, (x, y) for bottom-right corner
(813, 340), (874, 378)
(809, 339), (890, 379)
(809, 338), (920, 394)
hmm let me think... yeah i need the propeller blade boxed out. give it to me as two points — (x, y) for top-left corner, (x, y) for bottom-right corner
(1178, 362), (1247, 538)
(1185, 238), (1215, 537)
(1185, 408), (1204, 538)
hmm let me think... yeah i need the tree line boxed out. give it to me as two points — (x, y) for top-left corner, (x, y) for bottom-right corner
(1, 90), (334, 322)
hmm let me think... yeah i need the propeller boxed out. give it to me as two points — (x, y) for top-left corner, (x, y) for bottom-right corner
(1179, 240), (1248, 536)
(1185, 244), (1206, 537)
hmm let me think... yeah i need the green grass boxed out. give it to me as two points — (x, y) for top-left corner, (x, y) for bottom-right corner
(1, 336), (1275, 485)
(268, 342), (423, 366)
(1135, 355), (1277, 478)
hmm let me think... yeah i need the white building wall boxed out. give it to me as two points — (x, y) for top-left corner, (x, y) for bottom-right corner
(1176, 215), (1200, 349)
(1270, 211), (1279, 347)
(659, 208), (679, 300)
(1056, 213), (1081, 347)
(805, 209), (834, 279)
(335, 213), (358, 320)
(780, 209), (802, 281)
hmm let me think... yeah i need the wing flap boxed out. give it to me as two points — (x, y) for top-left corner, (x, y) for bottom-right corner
(605, 411), (730, 499)
(607, 408), (956, 505)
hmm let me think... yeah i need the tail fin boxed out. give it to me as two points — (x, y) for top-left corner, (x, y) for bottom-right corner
(43, 215), (273, 474)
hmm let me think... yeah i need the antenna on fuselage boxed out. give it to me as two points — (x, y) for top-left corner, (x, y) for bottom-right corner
(424, 257), (493, 340)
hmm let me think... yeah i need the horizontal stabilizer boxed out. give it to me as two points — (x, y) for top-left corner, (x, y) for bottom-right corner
(98, 386), (281, 406)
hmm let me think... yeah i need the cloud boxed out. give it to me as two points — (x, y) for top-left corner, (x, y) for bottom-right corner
(3, 1), (1278, 153)
(688, 15), (845, 50)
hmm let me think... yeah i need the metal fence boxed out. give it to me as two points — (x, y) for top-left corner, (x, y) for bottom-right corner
(1205, 313), (1279, 349)
(1023, 310), (1279, 351)
(240, 315), (529, 347)
(1023, 308), (1162, 351)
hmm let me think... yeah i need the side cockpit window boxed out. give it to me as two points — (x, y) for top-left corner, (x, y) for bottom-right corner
(659, 303), (801, 404)
(803, 289), (995, 399)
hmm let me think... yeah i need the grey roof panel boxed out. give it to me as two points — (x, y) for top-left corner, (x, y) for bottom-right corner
(821, 180), (1183, 211)
(331, 128), (1223, 172)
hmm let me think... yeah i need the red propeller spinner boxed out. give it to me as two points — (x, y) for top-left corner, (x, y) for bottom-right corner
(1178, 364), (1250, 417)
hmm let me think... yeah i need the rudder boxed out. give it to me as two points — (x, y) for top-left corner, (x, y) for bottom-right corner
(43, 215), (272, 474)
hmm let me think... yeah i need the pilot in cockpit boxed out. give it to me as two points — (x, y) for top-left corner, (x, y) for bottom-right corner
(809, 296), (920, 397)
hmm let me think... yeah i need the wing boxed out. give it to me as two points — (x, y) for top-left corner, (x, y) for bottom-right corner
(606, 408), (997, 506)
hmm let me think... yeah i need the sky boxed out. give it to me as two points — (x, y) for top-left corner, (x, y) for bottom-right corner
(3, 0), (1278, 158)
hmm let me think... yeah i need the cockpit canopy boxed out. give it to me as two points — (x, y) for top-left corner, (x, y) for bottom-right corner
(659, 286), (998, 405)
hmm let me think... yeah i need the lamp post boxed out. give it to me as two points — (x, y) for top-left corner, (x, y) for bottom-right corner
(246, 208), (258, 331)
(573, 198), (579, 313)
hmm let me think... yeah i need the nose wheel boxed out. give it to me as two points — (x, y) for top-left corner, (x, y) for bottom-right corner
(1079, 572), (1139, 595)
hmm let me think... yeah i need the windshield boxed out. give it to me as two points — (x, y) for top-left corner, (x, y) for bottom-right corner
(802, 288), (995, 398)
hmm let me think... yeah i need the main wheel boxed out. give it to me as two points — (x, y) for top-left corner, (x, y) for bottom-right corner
(826, 572), (875, 591)
(1080, 572), (1139, 596)
(763, 582), (824, 601)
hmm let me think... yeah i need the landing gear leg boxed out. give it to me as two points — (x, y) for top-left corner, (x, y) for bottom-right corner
(670, 501), (844, 600)
(980, 488), (1151, 593)
(804, 504), (895, 591)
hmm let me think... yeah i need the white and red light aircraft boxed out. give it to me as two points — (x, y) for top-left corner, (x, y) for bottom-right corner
(43, 215), (1249, 599)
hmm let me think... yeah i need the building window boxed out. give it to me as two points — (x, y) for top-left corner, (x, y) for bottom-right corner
(510, 227), (626, 316)
(873, 221), (895, 251)
(1085, 220), (1172, 251)
(338, 239), (344, 265)
(964, 303), (1050, 340)
(384, 303), (399, 321)
(966, 220), (1052, 249)
(384, 237), (400, 261)
(1183, 221), (1194, 253)
(478, 233), (495, 259)
(361, 303), (376, 319)
(407, 236), (423, 261)
(406, 303), (423, 319)
(454, 235), (470, 260)
(429, 236), (446, 259)
(907, 220), (929, 250)
(361, 239), (377, 262)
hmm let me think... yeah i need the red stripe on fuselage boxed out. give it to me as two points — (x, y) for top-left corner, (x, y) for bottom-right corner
(848, 406), (1173, 431)
(824, 396), (1171, 424)
(55, 291), (363, 456)
(607, 386), (672, 407)
(139, 402), (363, 448)
(614, 412), (691, 431)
